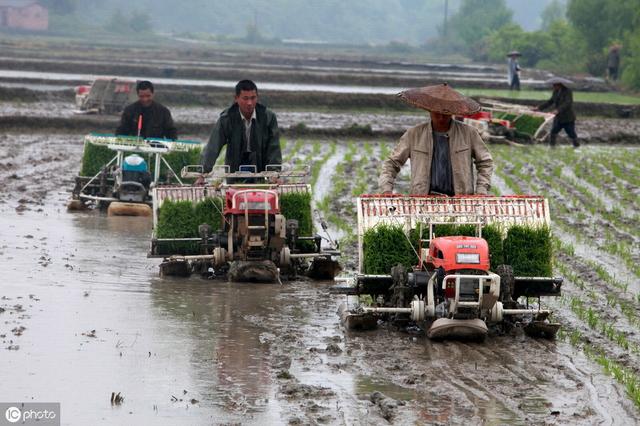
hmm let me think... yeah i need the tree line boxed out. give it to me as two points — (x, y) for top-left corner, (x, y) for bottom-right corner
(437, 0), (640, 89)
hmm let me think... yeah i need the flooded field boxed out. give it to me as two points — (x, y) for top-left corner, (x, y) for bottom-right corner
(1, 131), (639, 425)
(0, 37), (638, 424)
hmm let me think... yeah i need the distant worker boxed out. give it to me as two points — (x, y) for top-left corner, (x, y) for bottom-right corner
(535, 77), (579, 148)
(379, 83), (494, 196)
(507, 51), (522, 91)
(607, 44), (621, 81)
(200, 80), (281, 179)
(116, 80), (177, 140)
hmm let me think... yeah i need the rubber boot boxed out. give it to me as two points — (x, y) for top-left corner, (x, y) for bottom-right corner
(571, 138), (580, 148)
(549, 133), (557, 148)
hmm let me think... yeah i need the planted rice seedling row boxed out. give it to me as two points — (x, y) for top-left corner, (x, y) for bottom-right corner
(557, 326), (640, 410)
(492, 147), (640, 279)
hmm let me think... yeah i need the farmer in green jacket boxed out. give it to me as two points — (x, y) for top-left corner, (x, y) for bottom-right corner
(199, 80), (281, 181)
(535, 78), (579, 148)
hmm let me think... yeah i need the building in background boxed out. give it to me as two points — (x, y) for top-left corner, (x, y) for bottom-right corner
(0, 1), (48, 32)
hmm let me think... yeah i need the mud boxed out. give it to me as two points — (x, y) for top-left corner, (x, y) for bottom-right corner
(2, 131), (639, 423)
(0, 44), (568, 91)
(1, 101), (640, 144)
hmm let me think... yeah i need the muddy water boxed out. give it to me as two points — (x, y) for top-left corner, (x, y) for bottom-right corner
(0, 101), (425, 132)
(0, 69), (547, 95)
(0, 69), (403, 94)
(1, 133), (639, 424)
(1, 208), (308, 424)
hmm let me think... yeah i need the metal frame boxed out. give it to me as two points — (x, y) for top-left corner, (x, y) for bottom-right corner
(477, 98), (556, 143)
(232, 189), (278, 246)
(356, 195), (550, 273)
(181, 163), (311, 182)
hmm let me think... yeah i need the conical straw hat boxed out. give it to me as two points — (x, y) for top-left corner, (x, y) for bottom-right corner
(397, 83), (481, 115)
(545, 76), (573, 87)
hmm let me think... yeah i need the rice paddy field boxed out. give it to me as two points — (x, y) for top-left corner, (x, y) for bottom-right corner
(280, 138), (640, 414)
(2, 37), (640, 424)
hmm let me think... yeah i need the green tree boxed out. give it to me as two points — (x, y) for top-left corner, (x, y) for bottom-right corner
(541, 0), (566, 30)
(621, 28), (640, 89)
(567, 0), (640, 85)
(447, 0), (513, 48)
(567, 0), (637, 53)
(484, 24), (554, 67)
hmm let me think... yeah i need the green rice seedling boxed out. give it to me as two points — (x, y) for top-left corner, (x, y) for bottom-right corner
(364, 142), (374, 157)
(504, 225), (552, 277)
(193, 197), (224, 231)
(590, 350), (640, 409)
(280, 192), (313, 238)
(284, 140), (304, 162)
(344, 141), (357, 163)
(80, 142), (116, 176)
(80, 139), (202, 183)
(280, 191), (315, 251)
(379, 142), (392, 161)
(482, 225), (505, 267)
(586, 307), (598, 329)
(156, 200), (199, 254)
(512, 115), (545, 136)
(569, 329), (583, 346)
(157, 200), (198, 238)
(161, 148), (202, 183)
(310, 142), (337, 189)
(363, 224), (416, 274)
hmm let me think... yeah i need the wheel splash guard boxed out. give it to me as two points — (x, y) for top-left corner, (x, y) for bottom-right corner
(427, 318), (488, 341)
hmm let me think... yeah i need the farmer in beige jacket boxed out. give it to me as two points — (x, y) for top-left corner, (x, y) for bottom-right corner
(379, 83), (494, 195)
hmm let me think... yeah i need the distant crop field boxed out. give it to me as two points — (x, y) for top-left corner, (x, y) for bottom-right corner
(460, 88), (640, 105)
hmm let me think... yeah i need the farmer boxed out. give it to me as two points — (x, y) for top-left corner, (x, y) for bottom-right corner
(535, 78), (579, 148)
(116, 80), (177, 140)
(507, 51), (522, 91)
(379, 83), (494, 196)
(199, 80), (281, 180)
(607, 44), (621, 81)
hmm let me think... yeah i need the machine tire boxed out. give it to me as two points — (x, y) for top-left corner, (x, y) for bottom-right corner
(107, 202), (152, 217)
(280, 246), (291, 267)
(496, 264), (515, 303)
(213, 247), (227, 267)
(66, 199), (86, 211)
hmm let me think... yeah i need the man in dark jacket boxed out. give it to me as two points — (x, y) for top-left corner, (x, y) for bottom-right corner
(200, 80), (281, 176)
(536, 81), (579, 148)
(607, 44), (621, 81)
(116, 80), (178, 140)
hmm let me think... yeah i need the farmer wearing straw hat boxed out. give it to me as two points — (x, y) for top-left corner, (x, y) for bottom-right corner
(534, 77), (579, 148)
(379, 83), (494, 196)
(507, 51), (522, 91)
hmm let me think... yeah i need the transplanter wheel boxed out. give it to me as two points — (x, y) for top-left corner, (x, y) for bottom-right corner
(495, 264), (515, 304)
(213, 247), (227, 267)
(280, 246), (291, 267)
